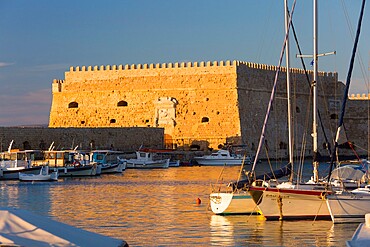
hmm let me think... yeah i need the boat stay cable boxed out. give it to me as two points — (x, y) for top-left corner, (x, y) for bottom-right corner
(327, 0), (366, 184)
(250, 0), (297, 176)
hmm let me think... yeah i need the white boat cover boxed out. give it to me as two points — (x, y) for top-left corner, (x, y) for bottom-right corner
(0, 207), (127, 247)
(331, 166), (365, 181)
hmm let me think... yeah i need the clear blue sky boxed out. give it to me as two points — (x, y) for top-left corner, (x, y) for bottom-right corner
(0, 0), (368, 126)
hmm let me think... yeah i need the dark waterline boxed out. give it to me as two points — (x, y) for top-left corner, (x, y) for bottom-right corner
(0, 164), (358, 246)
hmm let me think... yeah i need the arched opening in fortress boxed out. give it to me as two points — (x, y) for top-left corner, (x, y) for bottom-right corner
(117, 101), (128, 107)
(68, 102), (78, 108)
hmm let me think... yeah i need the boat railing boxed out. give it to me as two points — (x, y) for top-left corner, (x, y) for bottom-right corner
(210, 183), (234, 193)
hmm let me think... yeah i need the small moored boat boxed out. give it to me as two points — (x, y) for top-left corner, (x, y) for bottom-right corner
(194, 149), (252, 166)
(90, 150), (127, 174)
(19, 166), (58, 182)
(124, 151), (169, 169)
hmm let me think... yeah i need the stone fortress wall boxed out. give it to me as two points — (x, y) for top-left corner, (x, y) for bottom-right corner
(49, 60), (368, 159)
(0, 127), (164, 153)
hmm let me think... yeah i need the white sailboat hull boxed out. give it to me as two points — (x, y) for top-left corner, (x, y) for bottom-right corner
(327, 191), (370, 223)
(210, 192), (259, 215)
(250, 186), (331, 220)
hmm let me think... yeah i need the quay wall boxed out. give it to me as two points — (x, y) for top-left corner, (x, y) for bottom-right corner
(48, 60), (368, 159)
(0, 127), (164, 152)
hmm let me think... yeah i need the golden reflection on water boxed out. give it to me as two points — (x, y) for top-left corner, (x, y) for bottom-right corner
(0, 166), (359, 246)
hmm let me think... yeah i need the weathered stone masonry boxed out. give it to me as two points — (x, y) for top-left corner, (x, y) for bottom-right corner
(0, 127), (164, 152)
(48, 60), (368, 158)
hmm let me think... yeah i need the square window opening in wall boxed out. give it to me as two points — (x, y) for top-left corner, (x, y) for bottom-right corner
(110, 119), (116, 123)
(81, 120), (85, 124)
(201, 117), (209, 123)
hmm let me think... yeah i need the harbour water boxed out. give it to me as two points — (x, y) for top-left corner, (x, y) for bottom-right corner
(0, 163), (359, 246)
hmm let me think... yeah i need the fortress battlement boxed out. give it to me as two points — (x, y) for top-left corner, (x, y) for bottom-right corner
(66, 60), (337, 79)
(349, 93), (370, 100)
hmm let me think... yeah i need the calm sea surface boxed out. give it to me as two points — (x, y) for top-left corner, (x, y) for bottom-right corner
(0, 162), (359, 246)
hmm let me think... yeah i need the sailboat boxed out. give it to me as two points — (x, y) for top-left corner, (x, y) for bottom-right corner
(209, 156), (261, 215)
(249, 0), (367, 221)
(325, 0), (369, 224)
(248, 0), (335, 220)
(209, 0), (295, 216)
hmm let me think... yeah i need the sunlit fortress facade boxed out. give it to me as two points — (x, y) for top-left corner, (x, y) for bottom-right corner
(49, 60), (368, 158)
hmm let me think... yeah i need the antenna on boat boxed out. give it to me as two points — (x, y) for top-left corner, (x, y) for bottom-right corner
(48, 142), (55, 151)
(7, 140), (14, 153)
(284, 0), (294, 181)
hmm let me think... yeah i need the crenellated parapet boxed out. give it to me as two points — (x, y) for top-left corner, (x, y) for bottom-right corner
(67, 60), (337, 79)
(69, 60), (238, 72)
(236, 60), (338, 78)
(349, 93), (370, 100)
(52, 79), (64, 93)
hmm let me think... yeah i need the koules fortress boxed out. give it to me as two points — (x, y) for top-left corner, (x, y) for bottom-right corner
(47, 60), (368, 158)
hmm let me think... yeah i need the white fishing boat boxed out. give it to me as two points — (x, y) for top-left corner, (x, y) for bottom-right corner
(124, 151), (169, 169)
(137, 148), (181, 167)
(56, 165), (98, 177)
(43, 150), (99, 177)
(194, 149), (252, 166)
(90, 150), (126, 174)
(0, 144), (45, 180)
(19, 166), (58, 182)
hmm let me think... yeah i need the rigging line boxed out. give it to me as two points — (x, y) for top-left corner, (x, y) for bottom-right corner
(328, 0), (367, 183)
(250, 0), (298, 173)
(264, 144), (281, 184)
(341, 0), (370, 91)
(236, 154), (247, 184)
(291, 20), (333, 158)
(297, 86), (312, 184)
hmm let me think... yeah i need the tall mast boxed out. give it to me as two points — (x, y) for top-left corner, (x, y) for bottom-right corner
(284, 0), (294, 181)
(312, 0), (319, 183)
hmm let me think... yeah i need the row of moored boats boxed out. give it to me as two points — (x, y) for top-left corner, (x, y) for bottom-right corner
(0, 145), (189, 182)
